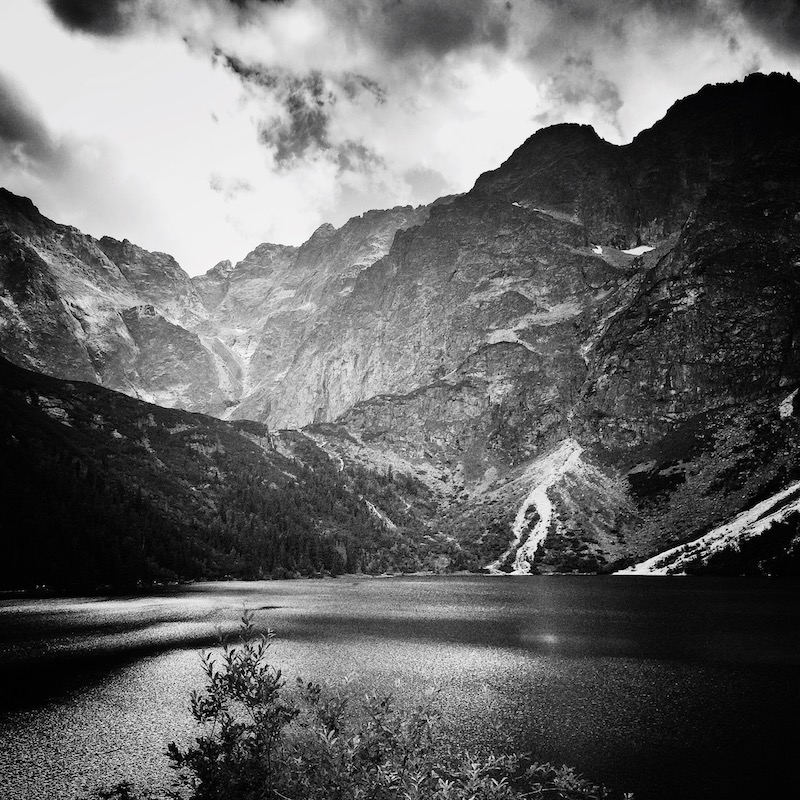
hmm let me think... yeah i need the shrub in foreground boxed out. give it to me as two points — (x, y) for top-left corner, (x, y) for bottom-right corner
(155, 612), (630, 800)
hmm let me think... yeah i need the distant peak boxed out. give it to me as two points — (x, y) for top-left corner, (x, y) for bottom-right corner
(207, 259), (234, 278)
(522, 122), (603, 148)
(638, 70), (800, 142)
(502, 122), (609, 166)
(540, 122), (599, 135)
(310, 222), (336, 239)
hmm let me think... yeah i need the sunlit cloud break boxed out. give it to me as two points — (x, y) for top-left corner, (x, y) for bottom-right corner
(0, 0), (798, 274)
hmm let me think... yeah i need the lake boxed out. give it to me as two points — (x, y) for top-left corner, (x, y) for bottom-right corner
(0, 576), (798, 800)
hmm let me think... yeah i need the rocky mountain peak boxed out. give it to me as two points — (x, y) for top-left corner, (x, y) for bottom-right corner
(309, 222), (337, 240)
(240, 241), (299, 266)
(207, 259), (234, 278)
(99, 235), (186, 283)
(640, 71), (800, 140)
(0, 187), (43, 230)
(97, 234), (208, 330)
(0, 189), (96, 257)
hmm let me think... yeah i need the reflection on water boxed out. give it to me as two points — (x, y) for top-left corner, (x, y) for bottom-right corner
(0, 576), (798, 800)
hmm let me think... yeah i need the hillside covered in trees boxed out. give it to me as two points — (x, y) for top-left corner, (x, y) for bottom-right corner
(0, 357), (460, 591)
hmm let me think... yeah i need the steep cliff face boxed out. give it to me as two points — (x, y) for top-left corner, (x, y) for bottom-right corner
(286, 73), (800, 570)
(0, 229), (99, 382)
(474, 123), (636, 247)
(0, 191), (141, 390)
(3, 74), (800, 574)
(581, 159), (800, 449)
(199, 204), (433, 424)
(248, 72), (800, 433)
(98, 236), (209, 330)
(248, 190), (631, 436)
(474, 72), (800, 246)
(0, 189), (435, 419)
(0, 188), (238, 412)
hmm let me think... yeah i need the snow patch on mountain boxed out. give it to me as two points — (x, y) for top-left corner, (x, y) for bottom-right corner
(485, 329), (535, 352)
(617, 479), (800, 575)
(622, 245), (654, 256)
(780, 389), (798, 419)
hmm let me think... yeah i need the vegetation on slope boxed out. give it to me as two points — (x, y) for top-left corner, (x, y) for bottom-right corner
(0, 358), (456, 591)
(681, 512), (800, 577)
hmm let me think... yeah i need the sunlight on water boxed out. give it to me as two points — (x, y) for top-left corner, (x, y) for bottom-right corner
(1, 576), (799, 800)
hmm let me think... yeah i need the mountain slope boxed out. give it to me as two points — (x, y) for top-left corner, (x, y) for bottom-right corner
(0, 357), (449, 590)
(3, 73), (800, 575)
(0, 190), (430, 420)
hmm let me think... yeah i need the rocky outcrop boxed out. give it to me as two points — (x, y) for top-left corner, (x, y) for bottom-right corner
(0, 229), (99, 382)
(98, 236), (209, 330)
(191, 204), (434, 424)
(580, 155), (800, 450)
(0, 188), (230, 410)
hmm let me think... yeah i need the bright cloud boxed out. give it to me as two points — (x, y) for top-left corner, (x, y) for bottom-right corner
(0, 0), (798, 275)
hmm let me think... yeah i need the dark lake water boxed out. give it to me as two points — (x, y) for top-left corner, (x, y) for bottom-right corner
(0, 576), (798, 800)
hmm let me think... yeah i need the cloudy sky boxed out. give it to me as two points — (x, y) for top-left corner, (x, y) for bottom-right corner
(1, 0), (799, 275)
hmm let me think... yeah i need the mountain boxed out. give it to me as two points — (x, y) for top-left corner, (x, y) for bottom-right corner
(0, 355), (456, 590)
(0, 189), (432, 419)
(3, 72), (800, 579)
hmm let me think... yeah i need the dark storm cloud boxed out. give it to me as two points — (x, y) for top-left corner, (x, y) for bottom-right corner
(214, 52), (332, 164)
(524, 0), (798, 54)
(331, 0), (512, 60)
(336, 140), (385, 174)
(0, 74), (59, 167)
(541, 0), (716, 24)
(736, 0), (800, 52)
(519, 0), (725, 61)
(258, 80), (384, 171)
(215, 51), (385, 169)
(44, 0), (800, 61)
(258, 71), (333, 164)
(378, 0), (511, 57)
(331, 0), (795, 63)
(217, 50), (385, 106)
(45, 0), (138, 36)
(341, 74), (386, 105)
(212, 49), (282, 89)
(45, 0), (285, 37)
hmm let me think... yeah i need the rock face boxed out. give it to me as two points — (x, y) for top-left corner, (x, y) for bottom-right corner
(198, 204), (433, 425)
(0, 188), (238, 413)
(0, 191), (431, 417)
(3, 73), (800, 574)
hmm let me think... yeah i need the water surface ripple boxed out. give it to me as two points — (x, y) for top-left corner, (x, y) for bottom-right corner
(0, 576), (798, 800)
